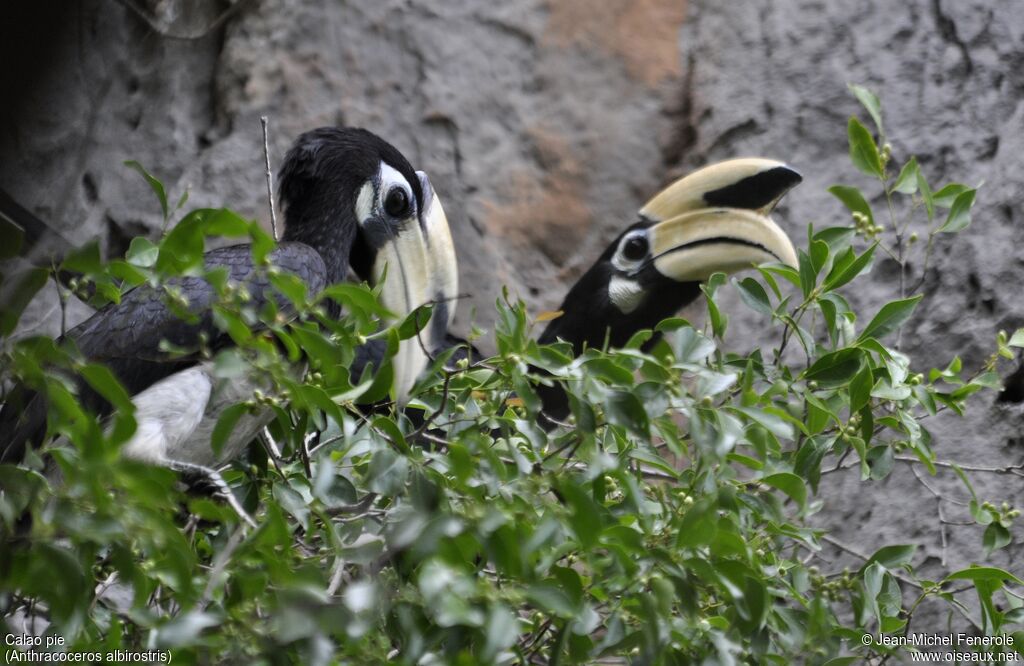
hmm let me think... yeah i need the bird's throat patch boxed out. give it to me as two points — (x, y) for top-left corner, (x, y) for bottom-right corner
(609, 275), (645, 314)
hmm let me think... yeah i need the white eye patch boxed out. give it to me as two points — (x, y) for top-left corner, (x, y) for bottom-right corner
(353, 162), (416, 224)
(355, 181), (375, 223)
(608, 275), (645, 314)
(379, 162), (414, 214)
(611, 230), (650, 273)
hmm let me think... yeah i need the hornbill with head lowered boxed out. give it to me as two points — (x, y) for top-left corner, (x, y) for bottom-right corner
(533, 158), (802, 423)
(0, 127), (458, 469)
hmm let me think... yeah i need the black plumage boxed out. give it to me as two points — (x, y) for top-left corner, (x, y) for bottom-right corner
(533, 159), (802, 422)
(1, 127), (437, 465)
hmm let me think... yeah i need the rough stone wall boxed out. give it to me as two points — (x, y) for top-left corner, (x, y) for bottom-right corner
(677, 0), (1024, 624)
(2, 0), (1023, 630)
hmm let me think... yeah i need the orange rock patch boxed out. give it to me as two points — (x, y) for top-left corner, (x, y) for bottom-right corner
(480, 126), (593, 266)
(544, 0), (688, 86)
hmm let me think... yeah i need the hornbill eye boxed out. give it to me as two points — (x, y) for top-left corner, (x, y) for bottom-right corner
(384, 187), (411, 218)
(621, 234), (649, 262)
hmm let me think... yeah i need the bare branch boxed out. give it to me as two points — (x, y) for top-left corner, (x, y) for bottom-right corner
(261, 116), (280, 241)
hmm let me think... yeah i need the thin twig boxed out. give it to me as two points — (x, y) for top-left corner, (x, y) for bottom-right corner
(323, 492), (378, 517)
(822, 535), (922, 591)
(326, 557), (348, 597)
(408, 370), (453, 442)
(50, 269), (68, 337)
(259, 426), (285, 477)
(896, 455), (1024, 477)
(937, 499), (948, 567)
(261, 116), (279, 241)
(300, 428), (315, 478)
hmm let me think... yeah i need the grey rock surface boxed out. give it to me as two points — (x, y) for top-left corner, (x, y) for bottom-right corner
(2, 0), (1022, 636)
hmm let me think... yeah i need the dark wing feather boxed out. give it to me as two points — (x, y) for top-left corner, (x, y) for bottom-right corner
(0, 241), (327, 462)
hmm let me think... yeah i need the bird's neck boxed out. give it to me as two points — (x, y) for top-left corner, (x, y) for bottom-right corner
(282, 216), (354, 286)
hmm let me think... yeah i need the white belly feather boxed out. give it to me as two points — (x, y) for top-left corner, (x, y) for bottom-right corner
(120, 361), (279, 468)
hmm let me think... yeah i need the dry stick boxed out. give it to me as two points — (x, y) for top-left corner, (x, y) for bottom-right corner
(326, 557), (347, 597)
(50, 269), (68, 336)
(936, 499), (949, 567)
(896, 455), (1024, 478)
(259, 426), (285, 478)
(261, 116), (279, 241)
(822, 535), (920, 589)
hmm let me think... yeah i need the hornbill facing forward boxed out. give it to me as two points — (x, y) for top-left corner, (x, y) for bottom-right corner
(535, 159), (801, 422)
(0, 127), (458, 468)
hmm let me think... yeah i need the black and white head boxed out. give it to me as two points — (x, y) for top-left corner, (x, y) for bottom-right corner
(540, 159), (802, 352)
(278, 127), (458, 403)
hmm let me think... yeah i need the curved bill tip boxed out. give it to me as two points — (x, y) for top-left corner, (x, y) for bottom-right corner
(641, 158), (802, 222)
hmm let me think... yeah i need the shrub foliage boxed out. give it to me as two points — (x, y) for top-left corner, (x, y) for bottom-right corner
(1, 87), (1022, 664)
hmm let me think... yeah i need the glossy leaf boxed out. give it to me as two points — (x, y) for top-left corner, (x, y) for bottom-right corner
(847, 117), (883, 178)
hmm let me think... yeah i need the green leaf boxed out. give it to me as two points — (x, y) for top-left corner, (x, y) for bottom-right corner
(603, 390), (649, 437)
(80, 363), (136, 443)
(526, 583), (577, 618)
(847, 117), (883, 179)
(367, 448), (409, 495)
(319, 283), (394, 319)
(157, 213), (205, 273)
(813, 226), (857, 251)
(862, 561), (884, 626)
(932, 183), (972, 208)
(291, 384), (345, 428)
(483, 605), (520, 660)
(269, 271), (310, 307)
(62, 241), (103, 274)
(864, 544), (917, 570)
(824, 243), (875, 292)
(892, 157), (919, 194)
(917, 168), (934, 220)
(0, 267), (49, 336)
(733, 406), (796, 440)
(200, 208), (252, 237)
(809, 238), (829, 274)
(0, 213), (25, 260)
(735, 277), (772, 316)
(175, 186), (191, 213)
(676, 497), (717, 548)
(125, 237), (159, 267)
(154, 610), (221, 649)
(797, 249), (816, 298)
(858, 295), (922, 342)
(804, 349), (864, 386)
(79, 364), (133, 414)
(1009, 329), (1024, 348)
(937, 188), (976, 233)
(848, 84), (883, 136)
(849, 365), (873, 413)
(125, 160), (169, 221)
(762, 472), (807, 510)
(701, 273), (728, 338)
(944, 566), (1024, 586)
(211, 403), (250, 457)
(983, 523), (1011, 556)
(828, 184), (874, 226)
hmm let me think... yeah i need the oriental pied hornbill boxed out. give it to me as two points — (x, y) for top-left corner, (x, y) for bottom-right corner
(535, 158), (802, 422)
(0, 127), (458, 468)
